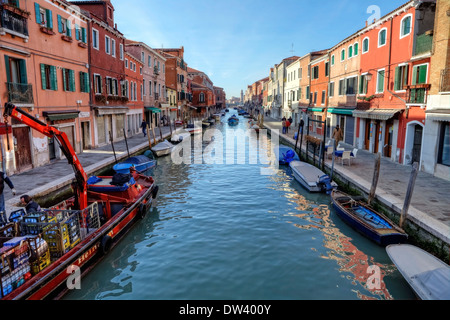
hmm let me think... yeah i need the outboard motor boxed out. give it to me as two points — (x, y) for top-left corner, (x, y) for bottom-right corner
(283, 150), (296, 164)
(318, 174), (334, 194)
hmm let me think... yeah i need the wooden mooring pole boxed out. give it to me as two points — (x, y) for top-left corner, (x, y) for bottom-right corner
(399, 162), (419, 228)
(367, 153), (381, 206)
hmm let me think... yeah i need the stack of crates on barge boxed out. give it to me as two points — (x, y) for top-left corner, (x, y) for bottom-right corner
(27, 235), (50, 275)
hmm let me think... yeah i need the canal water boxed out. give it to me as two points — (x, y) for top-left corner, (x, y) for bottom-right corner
(65, 111), (416, 300)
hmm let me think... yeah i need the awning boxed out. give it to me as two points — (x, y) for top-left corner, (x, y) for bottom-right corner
(43, 110), (79, 121)
(145, 107), (161, 113)
(95, 106), (128, 116)
(327, 108), (355, 115)
(352, 108), (403, 120)
(426, 109), (450, 122)
(160, 104), (170, 109)
(170, 108), (178, 111)
(308, 107), (325, 113)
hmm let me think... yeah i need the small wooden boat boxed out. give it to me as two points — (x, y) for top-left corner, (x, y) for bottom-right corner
(228, 115), (239, 126)
(331, 190), (408, 246)
(274, 145), (299, 165)
(289, 160), (337, 193)
(113, 155), (156, 174)
(151, 139), (174, 157)
(386, 244), (450, 300)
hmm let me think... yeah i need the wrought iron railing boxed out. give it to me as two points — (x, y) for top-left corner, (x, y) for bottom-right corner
(6, 82), (33, 103)
(440, 69), (450, 93)
(0, 6), (28, 36)
(406, 84), (430, 104)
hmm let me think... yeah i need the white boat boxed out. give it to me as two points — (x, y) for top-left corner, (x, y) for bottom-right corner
(386, 244), (450, 300)
(289, 160), (337, 193)
(170, 131), (190, 144)
(151, 139), (174, 157)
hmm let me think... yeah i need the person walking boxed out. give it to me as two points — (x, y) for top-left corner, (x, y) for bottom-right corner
(286, 118), (291, 133)
(299, 118), (304, 134)
(141, 120), (147, 137)
(282, 118), (287, 134)
(332, 125), (343, 146)
(0, 171), (16, 223)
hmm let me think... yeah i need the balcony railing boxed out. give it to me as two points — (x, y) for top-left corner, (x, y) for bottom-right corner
(0, 5), (29, 36)
(414, 33), (433, 56)
(406, 84), (431, 105)
(440, 69), (450, 93)
(7, 82), (33, 103)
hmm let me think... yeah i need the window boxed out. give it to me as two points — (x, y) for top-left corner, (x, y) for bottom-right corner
(306, 86), (310, 100)
(122, 80), (128, 98)
(75, 25), (87, 43)
(79, 71), (90, 93)
(148, 56), (151, 67)
(329, 82), (335, 97)
(93, 74), (102, 94)
(4, 56), (27, 85)
(34, 3), (53, 30)
(376, 69), (385, 93)
(119, 44), (124, 60)
(394, 65), (409, 91)
(348, 45), (353, 58)
(106, 77), (118, 95)
(92, 29), (99, 50)
(105, 36), (111, 54)
(57, 15), (71, 37)
(362, 37), (369, 53)
(312, 66), (319, 79)
(143, 79), (146, 96)
(354, 43), (359, 56)
(141, 52), (145, 63)
(313, 92), (317, 104)
(149, 80), (152, 95)
(438, 122), (450, 166)
(359, 74), (369, 94)
(331, 55), (335, 66)
(40, 64), (57, 90)
(321, 90), (326, 105)
(325, 62), (329, 77)
(400, 15), (412, 38)
(62, 68), (75, 92)
(125, 59), (128, 69)
(412, 64), (428, 85)
(341, 49), (345, 61)
(199, 92), (205, 102)
(111, 39), (116, 57)
(338, 79), (346, 96)
(346, 76), (358, 95)
(378, 28), (387, 47)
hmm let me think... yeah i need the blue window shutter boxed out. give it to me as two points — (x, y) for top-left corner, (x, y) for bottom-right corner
(19, 59), (27, 84)
(40, 64), (47, 90)
(75, 24), (80, 40)
(69, 69), (75, 91)
(46, 9), (53, 29)
(34, 3), (41, 24)
(50, 65), (57, 90)
(62, 69), (67, 91)
(67, 20), (72, 37)
(82, 27), (86, 43)
(4, 55), (11, 83)
(57, 15), (63, 33)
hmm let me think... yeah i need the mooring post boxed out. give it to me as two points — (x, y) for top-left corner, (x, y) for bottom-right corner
(399, 162), (419, 228)
(368, 153), (381, 206)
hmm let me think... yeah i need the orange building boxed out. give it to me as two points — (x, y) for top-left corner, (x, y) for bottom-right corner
(1, 0), (91, 173)
(123, 52), (143, 135)
(308, 52), (329, 136)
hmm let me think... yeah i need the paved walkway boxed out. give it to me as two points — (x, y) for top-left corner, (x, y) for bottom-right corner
(262, 116), (450, 246)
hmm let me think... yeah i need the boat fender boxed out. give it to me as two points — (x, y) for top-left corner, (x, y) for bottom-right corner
(151, 185), (159, 199)
(138, 203), (147, 219)
(101, 235), (112, 255)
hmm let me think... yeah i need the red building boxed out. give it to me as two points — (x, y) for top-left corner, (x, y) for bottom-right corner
(71, 0), (127, 147)
(354, 0), (435, 166)
(124, 52), (143, 136)
(188, 67), (215, 117)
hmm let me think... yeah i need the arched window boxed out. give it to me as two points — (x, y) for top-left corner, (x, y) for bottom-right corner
(378, 28), (387, 47)
(400, 14), (412, 38)
(199, 92), (205, 102)
(362, 37), (369, 54)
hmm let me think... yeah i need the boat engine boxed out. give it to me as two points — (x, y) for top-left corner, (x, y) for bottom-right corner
(318, 175), (334, 194)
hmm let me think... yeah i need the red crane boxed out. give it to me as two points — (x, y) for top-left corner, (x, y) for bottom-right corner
(3, 103), (88, 209)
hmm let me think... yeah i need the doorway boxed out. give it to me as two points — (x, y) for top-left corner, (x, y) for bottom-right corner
(412, 125), (423, 164)
(81, 122), (90, 150)
(12, 127), (32, 172)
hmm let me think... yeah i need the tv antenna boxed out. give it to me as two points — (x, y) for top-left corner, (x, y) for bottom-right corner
(290, 43), (295, 54)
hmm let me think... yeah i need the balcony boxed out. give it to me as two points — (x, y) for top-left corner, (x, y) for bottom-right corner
(406, 84), (431, 105)
(6, 82), (33, 104)
(414, 33), (433, 56)
(0, 5), (29, 37)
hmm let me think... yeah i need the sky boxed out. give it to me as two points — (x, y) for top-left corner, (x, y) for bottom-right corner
(113, 0), (409, 99)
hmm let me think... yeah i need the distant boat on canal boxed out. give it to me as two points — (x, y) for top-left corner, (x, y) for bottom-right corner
(331, 190), (408, 246)
(228, 115), (239, 126)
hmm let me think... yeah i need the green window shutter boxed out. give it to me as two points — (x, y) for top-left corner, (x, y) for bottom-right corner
(62, 69), (67, 91)
(354, 43), (358, 55)
(79, 71), (84, 92)
(67, 20), (72, 37)
(19, 59), (27, 84)
(82, 27), (86, 43)
(412, 66), (418, 85)
(418, 65), (427, 84)
(50, 65), (57, 90)
(57, 15), (63, 33)
(46, 9), (53, 29)
(377, 70), (385, 92)
(4, 55), (11, 83)
(34, 3), (41, 24)
(359, 76), (363, 94)
(69, 69), (75, 91)
(40, 64), (47, 90)
(394, 67), (400, 91)
(75, 24), (80, 40)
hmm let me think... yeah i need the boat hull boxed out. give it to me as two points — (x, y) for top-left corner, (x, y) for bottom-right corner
(331, 190), (408, 246)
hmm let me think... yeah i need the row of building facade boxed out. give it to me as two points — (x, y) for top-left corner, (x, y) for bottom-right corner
(0, 0), (226, 174)
(244, 0), (450, 181)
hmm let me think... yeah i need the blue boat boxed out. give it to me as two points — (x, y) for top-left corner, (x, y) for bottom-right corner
(274, 145), (300, 165)
(113, 154), (157, 174)
(228, 115), (239, 126)
(331, 190), (408, 246)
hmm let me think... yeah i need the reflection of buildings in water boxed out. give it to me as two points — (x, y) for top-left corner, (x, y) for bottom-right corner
(286, 192), (395, 300)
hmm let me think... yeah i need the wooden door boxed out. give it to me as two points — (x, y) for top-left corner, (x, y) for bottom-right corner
(384, 120), (393, 158)
(374, 121), (380, 154)
(365, 121), (371, 150)
(412, 125), (423, 164)
(13, 127), (32, 172)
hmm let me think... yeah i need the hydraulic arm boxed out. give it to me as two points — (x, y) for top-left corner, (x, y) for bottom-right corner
(3, 103), (88, 209)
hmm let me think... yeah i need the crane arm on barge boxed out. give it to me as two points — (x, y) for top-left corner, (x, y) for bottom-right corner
(3, 102), (88, 209)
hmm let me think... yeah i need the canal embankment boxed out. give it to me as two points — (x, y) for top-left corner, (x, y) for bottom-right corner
(262, 117), (450, 262)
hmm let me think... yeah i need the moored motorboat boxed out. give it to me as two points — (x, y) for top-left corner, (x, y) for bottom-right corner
(331, 190), (408, 246)
(386, 244), (450, 300)
(170, 131), (191, 144)
(289, 160), (336, 193)
(151, 139), (174, 157)
(228, 115), (239, 126)
(113, 154), (156, 174)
